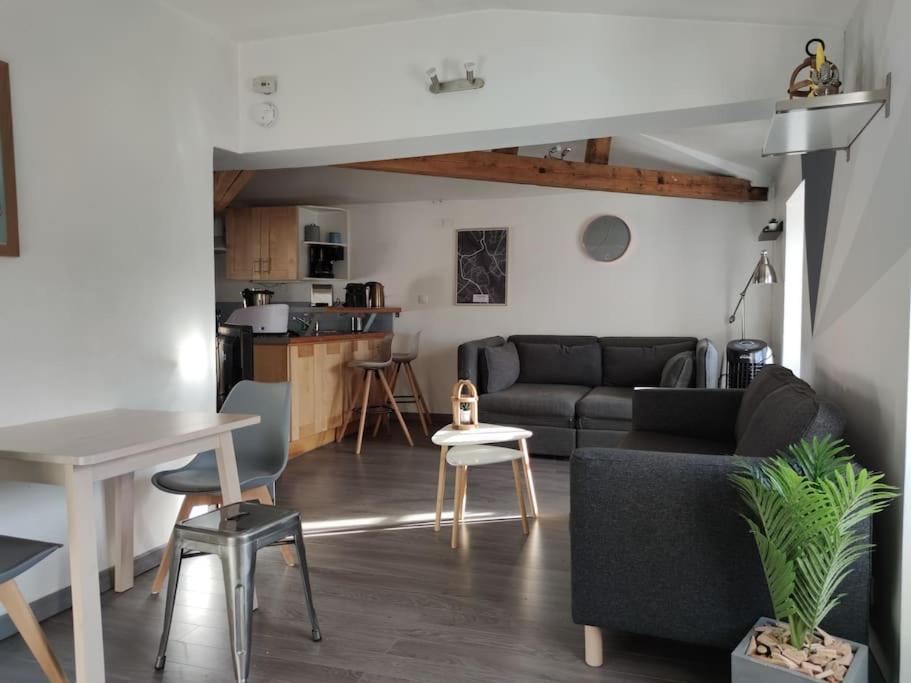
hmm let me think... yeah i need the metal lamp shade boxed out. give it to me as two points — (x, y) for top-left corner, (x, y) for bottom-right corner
(752, 250), (778, 285)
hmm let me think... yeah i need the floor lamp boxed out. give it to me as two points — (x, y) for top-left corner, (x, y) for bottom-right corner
(726, 250), (778, 387)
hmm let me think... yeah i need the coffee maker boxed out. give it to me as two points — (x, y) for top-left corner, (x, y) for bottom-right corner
(308, 245), (344, 279)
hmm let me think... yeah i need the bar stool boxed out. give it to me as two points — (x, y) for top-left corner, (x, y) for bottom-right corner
(155, 502), (320, 683)
(337, 336), (413, 454)
(372, 330), (432, 437)
(0, 536), (67, 682)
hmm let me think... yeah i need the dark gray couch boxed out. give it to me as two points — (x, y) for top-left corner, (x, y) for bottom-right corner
(458, 335), (719, 456)
(571, 365), (871, 653)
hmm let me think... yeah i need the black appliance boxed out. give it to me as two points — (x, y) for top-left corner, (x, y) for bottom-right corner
(344, 282), (368, 308)
(726, 339), (773, 388)
(216, 324), (254, 409)
(308, 245), (344, 279)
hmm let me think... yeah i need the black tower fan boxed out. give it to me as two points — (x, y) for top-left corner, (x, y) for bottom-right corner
(726, 339), (773, 388)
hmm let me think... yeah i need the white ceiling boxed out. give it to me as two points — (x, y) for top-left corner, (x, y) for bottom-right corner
(163, 0), (859, 40)
(235, 119), (779, 206)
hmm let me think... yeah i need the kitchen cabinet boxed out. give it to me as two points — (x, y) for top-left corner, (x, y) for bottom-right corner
(225, 206), (298, 281)
(253, 333), (388, 456)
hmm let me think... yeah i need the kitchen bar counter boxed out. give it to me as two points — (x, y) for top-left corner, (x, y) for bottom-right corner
(253, 332), (391, 456)
(253, 331), (386, 346)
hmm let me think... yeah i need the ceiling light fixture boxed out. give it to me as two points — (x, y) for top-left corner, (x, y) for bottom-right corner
(426, 62), (485, 94)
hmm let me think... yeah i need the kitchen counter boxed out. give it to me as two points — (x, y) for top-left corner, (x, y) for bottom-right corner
(253, 332), (386, 345)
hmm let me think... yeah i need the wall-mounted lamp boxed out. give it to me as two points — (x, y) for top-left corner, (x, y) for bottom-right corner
(426, 62), (485, 94)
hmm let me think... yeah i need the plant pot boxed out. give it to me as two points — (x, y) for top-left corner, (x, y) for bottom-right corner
(731, 618), (868, 683)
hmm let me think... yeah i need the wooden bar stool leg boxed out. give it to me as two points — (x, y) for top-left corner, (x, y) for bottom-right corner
(355, 370), (374, 455)
(519, 438), (539, 518)
(434, 446), (448, 531)
(405, 362), (432, 431)
(151, 495), (196, 595)
(0, 580), (68, 683)
(402, 362), (430, 436)
(377, 368), (414, 446)
(451, 465), (467, 549)
(511, 460), (529, 535)
(337, 369), (364, 443)
(372, 364), (400, 437)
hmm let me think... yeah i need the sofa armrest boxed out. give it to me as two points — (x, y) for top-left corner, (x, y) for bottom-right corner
(632, 387), (744, 442)
(457, 336), (505, 391)
(570, 447), (871, 648)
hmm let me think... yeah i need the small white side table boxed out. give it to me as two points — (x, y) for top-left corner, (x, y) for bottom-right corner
(430, 423), (538, 544)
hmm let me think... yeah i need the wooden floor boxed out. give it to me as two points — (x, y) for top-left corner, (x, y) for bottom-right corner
(0, 419), (733, 682)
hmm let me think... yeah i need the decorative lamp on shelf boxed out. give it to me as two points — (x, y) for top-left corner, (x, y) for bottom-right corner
(451, 380), (479, 430)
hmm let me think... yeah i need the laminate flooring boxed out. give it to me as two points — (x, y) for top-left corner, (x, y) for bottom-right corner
(0, 419), (737, 682)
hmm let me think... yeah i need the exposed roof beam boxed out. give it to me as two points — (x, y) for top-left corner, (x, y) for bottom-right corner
(585, 138), (612, 164)
(491, 147), (519, 154)
(341, 151), (767, 203)
(214, 170), (255, 214)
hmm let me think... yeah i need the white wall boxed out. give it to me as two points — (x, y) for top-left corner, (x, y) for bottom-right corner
(0, 0), (236, 614)
(349, 191), (771, 411)
(237, 11), (840, 162)
(768, 0), (911, 677)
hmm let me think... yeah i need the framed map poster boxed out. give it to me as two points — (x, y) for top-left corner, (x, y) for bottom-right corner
(0, 60), (19, 257)
(455, 228), (508, 305)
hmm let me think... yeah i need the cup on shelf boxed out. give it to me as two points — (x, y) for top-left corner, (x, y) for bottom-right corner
(327, 231), (343, 244)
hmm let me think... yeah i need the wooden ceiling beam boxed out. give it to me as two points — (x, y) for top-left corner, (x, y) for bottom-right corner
(341, 152), (767, 203)
(585, 138), (612, 164)
(491, 147), (519, 154)
(213, 170), (255, 214)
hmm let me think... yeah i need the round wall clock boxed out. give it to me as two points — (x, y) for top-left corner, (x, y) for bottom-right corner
(582, 215), (631, 262)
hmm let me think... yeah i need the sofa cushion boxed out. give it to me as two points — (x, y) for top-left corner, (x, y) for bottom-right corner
(736, 382), (845, 459)
(480, 383), (591, 428)
(514, 342), (601, 386)
(617, 430), (735, 456)
(481, 342), (520, 393)
(576, 387), (635, 429)
(598, 337), (697, 387)
(694, 338), (719, 388)
(734, 365), (813, 440)
(660, 351), (695, 388)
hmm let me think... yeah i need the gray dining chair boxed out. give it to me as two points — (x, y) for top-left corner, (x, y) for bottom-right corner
(0, 536), (68, 682)
(150, 380), (297, 594)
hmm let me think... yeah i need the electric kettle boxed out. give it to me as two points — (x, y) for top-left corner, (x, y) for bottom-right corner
(365, 282), (385, 308)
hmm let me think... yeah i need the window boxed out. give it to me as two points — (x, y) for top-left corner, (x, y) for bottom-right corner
(781, 181), (806, 376)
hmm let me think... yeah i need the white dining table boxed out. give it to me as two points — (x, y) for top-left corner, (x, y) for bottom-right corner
(0, 409), (260, 682)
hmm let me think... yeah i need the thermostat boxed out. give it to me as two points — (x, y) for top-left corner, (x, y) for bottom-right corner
(251, 101), (278, 128)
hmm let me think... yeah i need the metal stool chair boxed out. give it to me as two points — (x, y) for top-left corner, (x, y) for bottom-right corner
(0, 536), (67, 683)
(372, 330), (432, 437)
(155, 502), (321, 683)
(337, 336), (413, 454)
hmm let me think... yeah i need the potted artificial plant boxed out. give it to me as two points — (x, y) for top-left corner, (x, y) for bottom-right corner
(729, 437), (898, 683)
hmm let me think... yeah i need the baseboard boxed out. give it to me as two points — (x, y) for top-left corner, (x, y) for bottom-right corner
(0, 545), (165, 641)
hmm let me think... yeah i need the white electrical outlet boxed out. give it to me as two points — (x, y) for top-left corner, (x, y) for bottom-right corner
(252, 76), (277, 95)
(251, 101), (279, 127)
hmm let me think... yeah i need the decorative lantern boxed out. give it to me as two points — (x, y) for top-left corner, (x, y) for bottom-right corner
(451, 380), (479, 430)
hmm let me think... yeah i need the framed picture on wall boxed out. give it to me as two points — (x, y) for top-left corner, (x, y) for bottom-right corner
(0, 60), (19, 257)
(455, 227), (508, 305)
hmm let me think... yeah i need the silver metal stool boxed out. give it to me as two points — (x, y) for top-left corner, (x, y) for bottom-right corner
(155, 502), (321, 682)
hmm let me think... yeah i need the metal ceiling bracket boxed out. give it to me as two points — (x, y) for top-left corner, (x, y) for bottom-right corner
(885, 72), (892, 118)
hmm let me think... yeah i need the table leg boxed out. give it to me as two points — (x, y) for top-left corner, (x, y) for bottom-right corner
(511, 460), (529, 535)
(112, 472), (134, 592)
(451, 466), (467, 549)
(214, 433), (243, 505)
(434, 446), (447, 531)
(519, 439), (539, 518)
(66, 466), (106, 683)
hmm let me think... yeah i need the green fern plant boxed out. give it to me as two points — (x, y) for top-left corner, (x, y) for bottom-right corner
(730, 436), (898, 648)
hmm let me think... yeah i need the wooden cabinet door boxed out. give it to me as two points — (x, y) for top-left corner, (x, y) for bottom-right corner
(259, 206), (299, 281)
(225, 208), (262, 280)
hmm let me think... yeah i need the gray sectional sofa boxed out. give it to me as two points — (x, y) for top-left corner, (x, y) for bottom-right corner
(458, 335), (719, 456)
(570, 365), (870, 650)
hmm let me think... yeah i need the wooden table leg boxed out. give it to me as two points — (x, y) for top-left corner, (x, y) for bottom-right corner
(434, 446), (447, 531)
(451, 466), (467, 549)
(215, 433), (243, 505)
(66, 465), (106, 683)
(112, 472), (134, 592)
(511, 460), (529, 535)
(519, 439), (539, 518)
